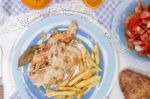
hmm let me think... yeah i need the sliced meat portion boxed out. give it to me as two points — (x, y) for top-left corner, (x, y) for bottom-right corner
(29, 44), (50, 75)
(120, 69), (150, 99)
(29, 42), (81, 87)
(48, 21), (77, 45)
(18, 45), (39, 67)
(29, 66), (64, 88)
(48, 42), (81, 73)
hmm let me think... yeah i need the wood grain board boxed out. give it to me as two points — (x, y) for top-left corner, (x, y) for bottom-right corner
(0, 86), (3, 99)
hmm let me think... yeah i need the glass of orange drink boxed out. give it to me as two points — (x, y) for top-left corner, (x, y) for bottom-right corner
(21, 0), (51, 9)
(82, 0), (104, 9)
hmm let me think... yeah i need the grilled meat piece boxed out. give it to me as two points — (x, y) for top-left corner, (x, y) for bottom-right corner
(18, 45), (39, 67)
(120, 69), (150, 99)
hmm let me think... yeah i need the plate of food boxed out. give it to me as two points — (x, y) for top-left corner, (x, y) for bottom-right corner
(111, 0), (150, 67)
(9, 12), (118, 99)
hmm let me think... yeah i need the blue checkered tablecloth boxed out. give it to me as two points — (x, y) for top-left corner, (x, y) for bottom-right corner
(1, 0), (122, 29)
(0, 0), (122, 99)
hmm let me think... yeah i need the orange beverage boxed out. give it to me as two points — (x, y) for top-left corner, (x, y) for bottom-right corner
(83, 0), (104, 9)
(21, 0), (51, 9)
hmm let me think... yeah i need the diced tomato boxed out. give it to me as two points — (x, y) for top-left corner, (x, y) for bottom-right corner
(125, 30), (134, 38)
(140, 10), (150, 19)
(148, 29), (150, 34)
(135, 0), (143, 14)
(127, 14), (142, 31)
(144, 41), (150, 54)
(147, 3), (150, 11)
(125, 16), (131, 27)
(137, 27), (145, 34)
(128, 39), (134, 48)
(133, 33), (141, 40)
(148, 34), (150, 41)
(140, 33), (149, 41)
(142, 18), (150, 24)
(133, 40), (143, 46)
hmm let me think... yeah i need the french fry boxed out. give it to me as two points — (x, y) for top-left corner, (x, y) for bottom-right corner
(56, 86), (81, 92)
(46, 88), (54, 92)
(86, 50), (90, 58)
(80, 48), (90, 69)
(83, 68), (96, 80)
(77, 91), (83, 99)
(46, 91), (76, 97)
(83, 63), (87, 71)
(85, 52), (93, 68)
(87, 57), (101, 71)
(80, 48), (86, 60)
(75, 76), (101, 88)
(80, 48), (87, 70)
(59, 65), (76, 87)
(82, 87), (88, 93)
(79, 58), (84, 73)
(55, 96), (66, 99)
(93, 44), (100, 65)
(68, 69), (91, 86)
(83, 48), (91, 61)
(91, 51), (95, 61)
(81, 48), (90, 58)
(85, 76), (101, 89)
(58, 74), (72, 87)
(66, 96), (74, 99)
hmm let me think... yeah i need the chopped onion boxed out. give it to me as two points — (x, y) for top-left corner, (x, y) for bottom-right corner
(135, 45), (144, 52)
(136, 26), (141, 33)
(147, 22), (150, 28)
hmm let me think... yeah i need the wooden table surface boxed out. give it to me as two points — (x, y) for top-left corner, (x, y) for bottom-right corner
(0, 86), (3, 99)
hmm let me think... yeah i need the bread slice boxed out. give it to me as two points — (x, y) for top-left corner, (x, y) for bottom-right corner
(119, 69), (150, 99)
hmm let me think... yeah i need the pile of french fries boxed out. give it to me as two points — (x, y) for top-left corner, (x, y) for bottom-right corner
(46, 44), (101, 99)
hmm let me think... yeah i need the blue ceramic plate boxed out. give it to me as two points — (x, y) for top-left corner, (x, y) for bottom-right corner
(10, 13), (118, 99)
(111, 0), (150, 67)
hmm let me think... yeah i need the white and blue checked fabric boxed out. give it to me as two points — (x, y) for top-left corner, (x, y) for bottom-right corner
(1, 0), (122, 29)
(1, 0), (122, 98)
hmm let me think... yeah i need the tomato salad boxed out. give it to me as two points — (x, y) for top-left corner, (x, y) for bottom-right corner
(125, 0), (150, 58)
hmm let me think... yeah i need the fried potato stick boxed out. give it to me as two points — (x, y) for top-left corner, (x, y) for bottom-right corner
(93, 44), (100, 65)
(79, 58), (84, 73)
(46, 91), (76, 97)
(56, 86), (81, 92)
(87, 57), (101, 71)
(83, 68), (96, 80)
(77, 92), (83, 99)
(85, 77), (101, 89)
(68, 69), (91, 86)
(59, 65), (76, 87)
(66, 96), (74, 99)
(55, 96), (66, 99)
(75, 76), (100, 88)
